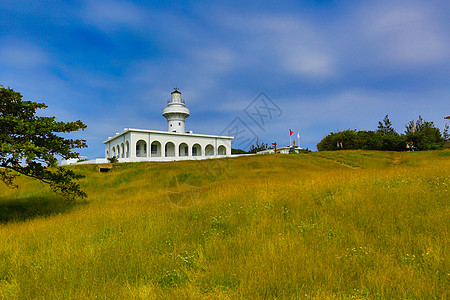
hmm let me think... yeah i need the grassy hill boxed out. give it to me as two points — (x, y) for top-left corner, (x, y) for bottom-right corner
(0, 150), (449, 299)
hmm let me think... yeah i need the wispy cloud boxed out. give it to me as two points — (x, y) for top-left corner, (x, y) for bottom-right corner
(81, 0), (148, 31)
(356, 2), (449, 65)
(211, 12), (336, 79)
(0, 40), (50, 68)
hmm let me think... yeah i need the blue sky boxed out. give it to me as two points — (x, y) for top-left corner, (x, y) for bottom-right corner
(1, 0), (449, 157)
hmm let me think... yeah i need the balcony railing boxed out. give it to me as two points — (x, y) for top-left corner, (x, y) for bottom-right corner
(167, 99), (185, 104)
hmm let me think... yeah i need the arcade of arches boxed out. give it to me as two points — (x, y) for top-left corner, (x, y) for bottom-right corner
(107, 140), (228, 158)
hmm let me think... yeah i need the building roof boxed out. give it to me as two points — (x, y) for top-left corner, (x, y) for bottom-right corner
(171, 88), (181, 94)
(103, 128), (234, 144)
(445, 116), (450, 119)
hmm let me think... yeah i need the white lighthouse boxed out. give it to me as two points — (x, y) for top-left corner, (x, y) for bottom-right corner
(98, 88), (233, 163)
(162, 88), (190, 133)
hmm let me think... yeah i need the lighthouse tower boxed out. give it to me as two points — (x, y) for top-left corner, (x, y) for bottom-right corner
(162, 88), (190, 133)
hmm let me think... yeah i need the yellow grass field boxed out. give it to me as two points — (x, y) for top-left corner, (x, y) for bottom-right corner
(0, 150), (449, 299)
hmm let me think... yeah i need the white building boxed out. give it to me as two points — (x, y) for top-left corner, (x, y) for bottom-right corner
(257, 146), (303, 154)
(102, 89), (234, 162)
(60, 156), (87, 165)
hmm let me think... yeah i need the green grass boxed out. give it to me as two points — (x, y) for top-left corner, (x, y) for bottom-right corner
(0, 150), (449, 299)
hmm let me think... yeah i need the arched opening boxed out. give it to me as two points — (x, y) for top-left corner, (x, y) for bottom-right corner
(165, 142), (175, 157)
(121, 143), (125, 158)
(179, 143), (189, 156)
(151, 141), (161, 157)
(192, 144), (202, 156)
(205, 144), (214, 156)
(136, 140), (147, 157)
(112, 147), (116, 157)
(218, 145), (226, 155)
(125, 141), (130, 158)
(106, 151), (109, 158)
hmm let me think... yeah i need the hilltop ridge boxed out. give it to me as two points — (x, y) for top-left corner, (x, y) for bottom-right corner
(0, 150), (449, 298)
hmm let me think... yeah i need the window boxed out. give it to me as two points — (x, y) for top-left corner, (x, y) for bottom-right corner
(192, 147), (197, 155)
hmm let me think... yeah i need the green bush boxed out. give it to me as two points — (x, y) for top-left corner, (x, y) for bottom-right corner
(317, 116), (444, 151)
(107, 156), (119, 163)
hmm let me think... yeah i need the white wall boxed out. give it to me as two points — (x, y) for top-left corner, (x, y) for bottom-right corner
(65, 153), (253, 165)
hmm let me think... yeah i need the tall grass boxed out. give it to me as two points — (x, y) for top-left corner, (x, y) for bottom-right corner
(0, 150), (448, 299)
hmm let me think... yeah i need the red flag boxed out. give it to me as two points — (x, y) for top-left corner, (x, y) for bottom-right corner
(289, 129), (293, 136)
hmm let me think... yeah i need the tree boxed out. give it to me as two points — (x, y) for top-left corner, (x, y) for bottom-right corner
(0, 85), (87, 200)
(317, 115), (444, 152)
(405, 115), (422, 134)
(107, 156), (118, 163)
(377, 115), (396, 135)
(248, 139), (269, 153)
(316, 129), (359, 151)
(443, 124), (449, 141)
(404, 116), (443, 150)
(231, 148), (247, 154)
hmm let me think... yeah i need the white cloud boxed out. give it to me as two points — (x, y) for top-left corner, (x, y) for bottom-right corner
(260, 17), (335, 78)
(356, 2), (449, 65)
(0, 40), (50, 68)
(211, 13), (336, 79)
(187, 46), (236, 74)
(81, 0), (148, 31)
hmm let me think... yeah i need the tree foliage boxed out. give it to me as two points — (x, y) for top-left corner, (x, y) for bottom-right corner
(231, 148), (247, 154)
(107, 156), (119, 163)
(248, 139), (269, 154)
(377, 115), (396, 135)
(404, 116), (443, 150)
(443, 124), (449, 141)
(0, 85), (87, 200)
(317, 115), (444, 151)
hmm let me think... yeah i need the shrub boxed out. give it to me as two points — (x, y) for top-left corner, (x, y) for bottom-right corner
(107, 156), (119, 163)
(317, 115), (444, 151)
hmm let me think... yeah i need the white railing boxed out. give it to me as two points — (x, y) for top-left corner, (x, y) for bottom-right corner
(167, 99), (185, 104)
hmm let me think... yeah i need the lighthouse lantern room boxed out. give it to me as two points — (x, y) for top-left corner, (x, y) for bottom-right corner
(162, 88), (190, 133)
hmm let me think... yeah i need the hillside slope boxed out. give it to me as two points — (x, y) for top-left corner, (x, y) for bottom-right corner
(0, 151), (449, 299)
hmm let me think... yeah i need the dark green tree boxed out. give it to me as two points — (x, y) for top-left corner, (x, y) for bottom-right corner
(248, 139), (269, 153)
(231, 148), (247, 154)
(107, 156), (119, 163)
(405, 115), (423, 134)
(443, 124), (449, 141)
(0, 85), (87, 200)
(375, 115), (403, 150)
(377, 114), (396, 135)
(404, 116), (443, 150)
(316, 129), (359, 151)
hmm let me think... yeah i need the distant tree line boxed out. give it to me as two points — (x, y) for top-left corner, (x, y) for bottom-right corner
(317, 115), (448, 151)
(232, 139), (269, 154)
